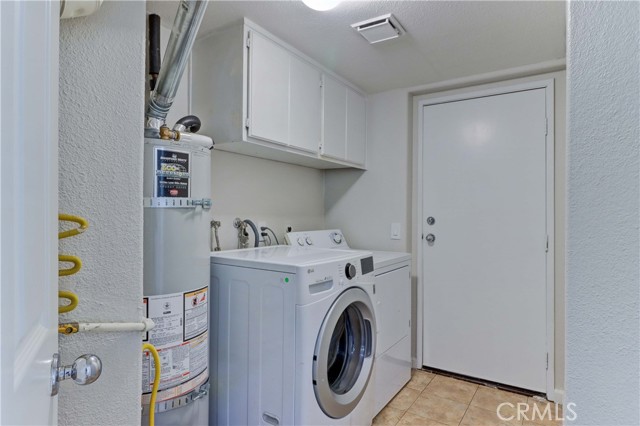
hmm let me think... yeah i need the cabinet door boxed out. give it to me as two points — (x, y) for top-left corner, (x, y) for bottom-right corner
(289, 56), (321, 153)
(321, 74), (347, 160)
(346, 88), (366, 166)
(247, 30), (289, 145)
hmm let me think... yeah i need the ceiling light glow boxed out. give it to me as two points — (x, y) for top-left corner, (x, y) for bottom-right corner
(302, 0), (341, 11)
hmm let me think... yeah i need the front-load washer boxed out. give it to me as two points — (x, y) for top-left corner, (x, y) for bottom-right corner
(210, 246), (377, 425)
(286, 230), (412, 415)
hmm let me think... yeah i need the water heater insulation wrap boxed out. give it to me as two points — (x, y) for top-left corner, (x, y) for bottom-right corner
(142, 135), (212, 419)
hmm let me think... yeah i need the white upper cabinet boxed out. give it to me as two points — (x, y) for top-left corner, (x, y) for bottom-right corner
(346, 88), (366, 165)
(289, 55), (322, 153)
(322, 74), (347, 160)
(321, 77), (366, 166)
(192, 19), (366, 169)
(247, 30), (290, 145)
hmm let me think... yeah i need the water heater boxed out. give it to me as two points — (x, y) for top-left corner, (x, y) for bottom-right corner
(142, 132), (213, 426)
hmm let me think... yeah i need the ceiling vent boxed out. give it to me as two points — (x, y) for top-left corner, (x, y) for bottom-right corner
(351, 13), (406, 44)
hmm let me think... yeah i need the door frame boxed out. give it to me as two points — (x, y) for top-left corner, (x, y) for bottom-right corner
(413, 79), (555, 400)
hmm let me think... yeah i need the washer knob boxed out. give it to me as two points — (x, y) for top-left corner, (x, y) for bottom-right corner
(306, 236), (313, 245)
(345, 263), (356, 280)
(331, 233), (343, 244)
(297, 237), (305, 246)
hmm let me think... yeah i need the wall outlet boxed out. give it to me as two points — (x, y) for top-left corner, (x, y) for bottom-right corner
(391, 223), (401, 240)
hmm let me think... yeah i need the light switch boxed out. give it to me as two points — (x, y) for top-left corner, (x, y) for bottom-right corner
(391, 223), (401, 240)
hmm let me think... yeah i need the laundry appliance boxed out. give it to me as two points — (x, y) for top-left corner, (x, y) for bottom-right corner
(286, 230), (411, 415)
(210, 246), (378, 425)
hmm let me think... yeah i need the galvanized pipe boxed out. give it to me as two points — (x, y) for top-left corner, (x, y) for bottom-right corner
(146, 0), (208, 130)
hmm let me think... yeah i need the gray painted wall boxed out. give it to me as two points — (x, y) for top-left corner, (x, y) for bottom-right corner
(566, 2), (640, 424)
(58, 2), (145, 425)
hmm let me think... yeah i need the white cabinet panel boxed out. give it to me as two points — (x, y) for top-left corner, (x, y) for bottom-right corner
(289, 56), (321, 153)
(322, 74), (347, 160)
(346, 88), (366, 166)
(248, 30), (289, 145)
(192, 20), (367, 169)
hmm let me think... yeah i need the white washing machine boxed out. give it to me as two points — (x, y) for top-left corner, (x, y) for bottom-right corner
(286, 230), (412, 415)
(210, 246), (377, 425)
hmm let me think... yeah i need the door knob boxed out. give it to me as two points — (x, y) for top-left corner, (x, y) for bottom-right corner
(425, 234), (436, 243)
(50, 353), (102, 396)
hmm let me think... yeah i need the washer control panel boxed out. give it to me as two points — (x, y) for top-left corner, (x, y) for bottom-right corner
(286, 229), (350, 249)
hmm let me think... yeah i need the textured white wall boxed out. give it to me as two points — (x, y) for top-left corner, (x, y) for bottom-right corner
(209, 151), (325, 250)
(58, 2), (145, 425)
(566, 2), (640, 424)
(324, 69), (567, 393)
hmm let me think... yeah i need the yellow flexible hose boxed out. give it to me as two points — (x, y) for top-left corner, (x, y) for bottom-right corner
(58, 214), (89, 239)
(58, 290), (79, 314)
(143, 343), (161, 426)
(58, 254), (82, 277)
(58, 214), (88, 314)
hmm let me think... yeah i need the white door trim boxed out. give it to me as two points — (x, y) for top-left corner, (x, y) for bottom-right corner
(413, 79), (555, 400)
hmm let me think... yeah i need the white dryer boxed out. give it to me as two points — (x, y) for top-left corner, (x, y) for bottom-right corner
(286, 230), (412, 415)
(210, 246), (377, 425)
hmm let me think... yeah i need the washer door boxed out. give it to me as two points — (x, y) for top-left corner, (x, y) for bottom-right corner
(313, 287), (376, 419)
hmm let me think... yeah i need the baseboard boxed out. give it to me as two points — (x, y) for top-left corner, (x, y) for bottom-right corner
(411, 357), (420, 369)
(550, 389), (564, 404)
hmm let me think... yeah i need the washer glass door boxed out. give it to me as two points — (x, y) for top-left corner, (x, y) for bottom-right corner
(313, 287), (375, 419)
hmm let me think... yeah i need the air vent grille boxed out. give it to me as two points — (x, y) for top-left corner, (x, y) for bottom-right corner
(351, 13), (406, 44)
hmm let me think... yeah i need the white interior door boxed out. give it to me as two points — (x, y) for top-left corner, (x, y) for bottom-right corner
(0, 1), (59, 424)
(421, 89), (548, 392)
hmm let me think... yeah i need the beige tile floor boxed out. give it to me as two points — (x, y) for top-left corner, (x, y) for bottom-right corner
(373, 370), (563, 426)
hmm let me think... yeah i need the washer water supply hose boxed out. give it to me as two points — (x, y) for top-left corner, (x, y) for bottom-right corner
(244, 219), (260, 248)
(143, 343), (161, 426)
(58, 214), (88, 313)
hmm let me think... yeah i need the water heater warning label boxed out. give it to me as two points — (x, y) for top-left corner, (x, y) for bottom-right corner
(184, 287), (208, 340)
(142, 286), (208, 404)
(154, 147), (190, 198)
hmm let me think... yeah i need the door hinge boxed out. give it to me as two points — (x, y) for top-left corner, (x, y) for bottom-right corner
(245, 117), (250, 129)
(546, 353), (549, 370)
(545, 117), (548, 136)
(545, 235), (549, 253)
(373, 284), (376, 294)
(246, 32), (251, 48)
(320, 78), (323, 88)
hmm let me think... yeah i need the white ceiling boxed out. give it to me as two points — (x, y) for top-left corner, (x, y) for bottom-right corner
(148, 1), (566, 94)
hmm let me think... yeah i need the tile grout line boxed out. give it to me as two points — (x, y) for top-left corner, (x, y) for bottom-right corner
(457, 385), (479, 426)
(398, 373), (435, 425)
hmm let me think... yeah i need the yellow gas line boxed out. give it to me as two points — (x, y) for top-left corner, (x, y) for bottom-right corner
(58, 214), (88, 314)
(143, 343), (161, 426)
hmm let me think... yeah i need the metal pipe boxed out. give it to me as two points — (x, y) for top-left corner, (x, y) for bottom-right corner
(146, 0), (208, 131)
(59, 318), (155, 335)
(148, 14), (162, 91)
